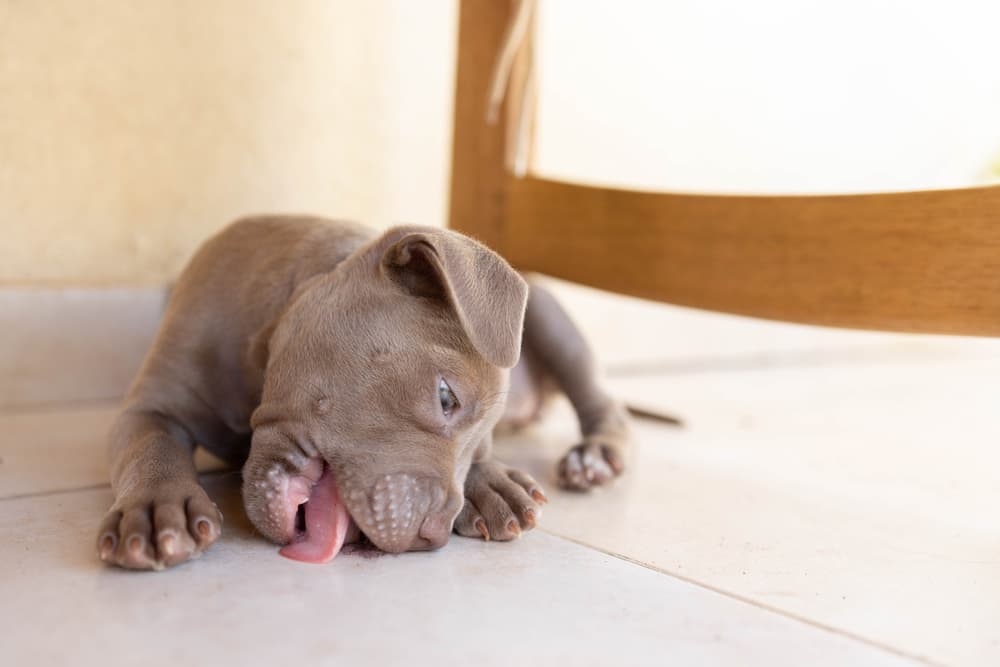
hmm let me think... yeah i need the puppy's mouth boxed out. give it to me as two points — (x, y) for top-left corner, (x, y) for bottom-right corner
(276, 460), (361, 564)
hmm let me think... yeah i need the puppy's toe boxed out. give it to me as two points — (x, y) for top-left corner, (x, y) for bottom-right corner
(454, 504), (490, 540)
(185, 493), (223, 548)
(115, 507), (159, 569)
(153, 503), (198, 567)
(558, 439), (624, 491)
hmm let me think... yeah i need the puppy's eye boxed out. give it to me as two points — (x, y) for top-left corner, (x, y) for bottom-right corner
(438, 378), (459, 416)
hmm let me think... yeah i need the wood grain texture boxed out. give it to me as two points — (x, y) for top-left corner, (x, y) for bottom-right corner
(505, 177), (1000, 336)
(448, 0), (516, 250)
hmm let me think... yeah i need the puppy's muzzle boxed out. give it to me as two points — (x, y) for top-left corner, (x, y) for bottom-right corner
(346, 473), (462, 553)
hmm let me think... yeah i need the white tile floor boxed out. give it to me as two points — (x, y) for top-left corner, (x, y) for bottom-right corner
(1, 280), (998, 666)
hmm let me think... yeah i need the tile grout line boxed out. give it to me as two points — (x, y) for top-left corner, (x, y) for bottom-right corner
(541, 529), (944, 667)
(0, 482), (112, 502)
(0, 469), (231, 503)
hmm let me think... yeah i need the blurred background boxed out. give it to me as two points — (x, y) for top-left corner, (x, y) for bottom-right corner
(3, 0), (999, 286)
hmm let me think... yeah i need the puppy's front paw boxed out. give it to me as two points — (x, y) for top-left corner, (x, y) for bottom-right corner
(454, 460), (547, 542)
(96, 483), (222, 570)
(557, 436), (626, 491)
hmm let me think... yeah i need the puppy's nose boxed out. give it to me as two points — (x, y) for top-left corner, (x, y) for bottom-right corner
(418, 514), (452, 549)
(414, 486), (462, 550)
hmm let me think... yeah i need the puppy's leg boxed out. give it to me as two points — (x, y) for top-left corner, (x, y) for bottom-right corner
(522, 280), (632, 490)
(453, 435), (547, 541)
(96, 408), (222, 570)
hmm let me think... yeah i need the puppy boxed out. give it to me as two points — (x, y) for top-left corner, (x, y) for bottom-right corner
(97, 216), (633, 569)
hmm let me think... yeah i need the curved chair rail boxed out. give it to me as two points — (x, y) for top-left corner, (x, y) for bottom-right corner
(504, 177), (1000, 336)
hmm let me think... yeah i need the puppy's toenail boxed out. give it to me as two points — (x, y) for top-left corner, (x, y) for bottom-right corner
(196, 519), (213, 539)
(523, 507), (536, 527)
(474, 518), (489, 541)
(160, 534), (176, 556)
(507, 520), (521, 537)
(99, 535), (115, 560)
(530, 489), (548, 504)
(127, 536), (144, 554)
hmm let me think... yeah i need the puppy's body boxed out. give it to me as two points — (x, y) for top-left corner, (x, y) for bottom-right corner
(98, 216), (631, 569)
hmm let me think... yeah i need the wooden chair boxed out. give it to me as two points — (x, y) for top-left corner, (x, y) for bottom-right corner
(448, 0), (1000, 336)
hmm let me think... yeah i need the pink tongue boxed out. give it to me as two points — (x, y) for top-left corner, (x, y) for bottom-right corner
(279, 465), (350, 564)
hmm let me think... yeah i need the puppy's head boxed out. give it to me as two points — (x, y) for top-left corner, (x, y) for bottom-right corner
(241, 226), (527, 562)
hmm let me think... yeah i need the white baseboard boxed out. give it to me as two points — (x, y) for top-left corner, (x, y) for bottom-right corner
(0, 287), (166, 410)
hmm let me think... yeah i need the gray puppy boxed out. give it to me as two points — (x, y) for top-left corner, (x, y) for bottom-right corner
(97, 216), (632, 569)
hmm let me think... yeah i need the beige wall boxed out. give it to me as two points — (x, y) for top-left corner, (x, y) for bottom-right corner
(0, 1), (457, 286)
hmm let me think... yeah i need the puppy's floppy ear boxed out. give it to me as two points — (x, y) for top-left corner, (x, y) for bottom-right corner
(381, 228), (528, 368)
